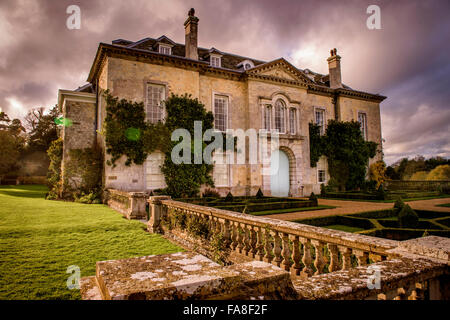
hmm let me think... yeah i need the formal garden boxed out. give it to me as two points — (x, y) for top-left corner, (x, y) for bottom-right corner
(292, 198), (450, 240)
(175, 190), (334, 216)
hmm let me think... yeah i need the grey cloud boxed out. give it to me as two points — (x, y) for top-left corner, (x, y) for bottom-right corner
(0, 0), (448, 163)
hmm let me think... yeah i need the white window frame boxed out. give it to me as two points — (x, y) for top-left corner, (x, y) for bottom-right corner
(317, 169), (326, 183)
(158, 44), (172, 55)
(212, 151), (232, 187)
(358, 111), (368, 140)
(212, 93), (230, 132)
(314, 107), (326, 135)
(210, 54), (222, 68)
(145, 83), (166, 123)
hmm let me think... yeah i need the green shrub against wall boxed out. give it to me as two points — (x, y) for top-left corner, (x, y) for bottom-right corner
(103, 91), (216, 198)
(46, 138), (63, 199)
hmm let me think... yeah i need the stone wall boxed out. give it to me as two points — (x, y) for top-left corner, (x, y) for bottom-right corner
(59, 90), (97, 191)
(91, 55), (383, 196)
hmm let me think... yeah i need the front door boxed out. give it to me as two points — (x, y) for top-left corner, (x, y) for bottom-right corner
(270, 149), (290, 197)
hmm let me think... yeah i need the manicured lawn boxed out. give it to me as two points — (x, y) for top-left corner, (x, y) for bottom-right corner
(323, 224), (365, 233)
(437, 203), (450, 208)
(251, 205), (336, 216)
(0, 185), (182, 300)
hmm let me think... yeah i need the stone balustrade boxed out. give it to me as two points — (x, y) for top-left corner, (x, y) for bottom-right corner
(106, 189), (148, 219)
(293, 255), (449, 300)
(148, 197), (400, 277)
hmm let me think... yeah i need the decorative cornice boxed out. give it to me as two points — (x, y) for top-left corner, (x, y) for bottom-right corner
(86, 43), (386, 103)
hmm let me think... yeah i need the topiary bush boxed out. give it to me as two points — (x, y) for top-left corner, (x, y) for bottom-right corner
(256, 188), (264, 199)
(309, 192), (318, 206)
(225, 192), (234, 202)
(398, 204), (419, 228)
(376, 185), (387, 200)
(202, 188), (220, 198)
(320, 184), (326, 197)
(393, 197), (405, 213)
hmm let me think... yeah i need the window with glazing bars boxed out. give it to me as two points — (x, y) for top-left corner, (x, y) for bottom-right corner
(358, 112), (368, 140)
(315, 109), (325, 135)
(214, 95), (228, 131)
(274, 99), (286, 133)
(264, 105), (272, 130)
(146, 84), (165, 123)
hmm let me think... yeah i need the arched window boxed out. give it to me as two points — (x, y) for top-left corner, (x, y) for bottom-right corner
(274, 99), (286, 133)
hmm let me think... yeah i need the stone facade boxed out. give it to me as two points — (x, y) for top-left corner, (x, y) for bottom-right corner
(59, 10), (386, 197)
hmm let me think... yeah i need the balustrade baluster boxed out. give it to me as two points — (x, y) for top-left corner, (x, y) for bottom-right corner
(230, 222), (238, 251)
(250, 227), (258, 258)
(223, 219), (231, 247)
(289, 235), (301, 276)
(272, 231), (282, 267)
(263, 228), (273, 263)
(338, 246), (352, 270)
(281, 233), (291, 271)
(327, 243), (339, 272)
(312, 240), (325, 275)
(300, 238), (313, 277)
(243, 225), (252, 256)
(237, 223), (244, 254)
(256, 227), (265, 261)
(354, 250), (369, 266)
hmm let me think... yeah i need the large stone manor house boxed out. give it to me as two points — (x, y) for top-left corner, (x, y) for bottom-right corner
(58, 9), (385, 197)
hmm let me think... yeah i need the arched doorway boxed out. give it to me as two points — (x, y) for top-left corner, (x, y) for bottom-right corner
(270, 149), (290, 197)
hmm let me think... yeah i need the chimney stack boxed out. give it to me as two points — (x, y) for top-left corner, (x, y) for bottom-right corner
(327, 48), (342, 89)
(184, 8), (199, 60)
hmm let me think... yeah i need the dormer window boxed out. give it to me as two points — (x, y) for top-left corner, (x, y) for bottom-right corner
(210, 54), (221, 67)
(158, 44), (172, 55)
(237, 59), (255, 70)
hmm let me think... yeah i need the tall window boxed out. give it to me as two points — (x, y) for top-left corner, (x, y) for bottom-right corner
(158, 45), (171, 55)
(211, 56), (221, 67)
(146, 84), (165, 123)
(358, 112), (368, 140)
(315, 109), (325, 135)
(318, 170), (326, 183)
(289, 108), (297, 134)
(274, 99), (286, 133)
(212, 152), (230, 187)
(214, 95), (228, 131)
(264, 105), (272, 130)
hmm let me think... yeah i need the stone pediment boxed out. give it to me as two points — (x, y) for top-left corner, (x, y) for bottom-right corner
(246, 58), (313, 84)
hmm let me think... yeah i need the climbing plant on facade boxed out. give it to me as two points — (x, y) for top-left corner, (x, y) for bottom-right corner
(309, 120), (378, 191)
(103, 91), (215, 198)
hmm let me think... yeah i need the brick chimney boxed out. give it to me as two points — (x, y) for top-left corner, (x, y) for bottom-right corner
(327, 48), (342, 89)
(184, 8), (199, 60)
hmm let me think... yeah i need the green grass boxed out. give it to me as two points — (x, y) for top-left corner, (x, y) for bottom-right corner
(250, 205), (336, 216)
(436, 203), (450, 208)
(323, 225), (365, 233)
(0, 185), (182, 300)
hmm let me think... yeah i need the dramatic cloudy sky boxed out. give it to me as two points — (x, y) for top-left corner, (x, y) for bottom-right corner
(0, 0), (449, 164)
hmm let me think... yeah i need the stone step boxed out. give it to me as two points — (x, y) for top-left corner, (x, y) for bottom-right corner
(80, 251), (298, 300)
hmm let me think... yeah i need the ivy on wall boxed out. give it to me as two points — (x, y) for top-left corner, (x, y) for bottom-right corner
(309, 120), (378, 191)
(46, 138), (103, 202)
(309, 123), (323, 167)
(103, 91), (216, 198)
(46, 137), (63, 200)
